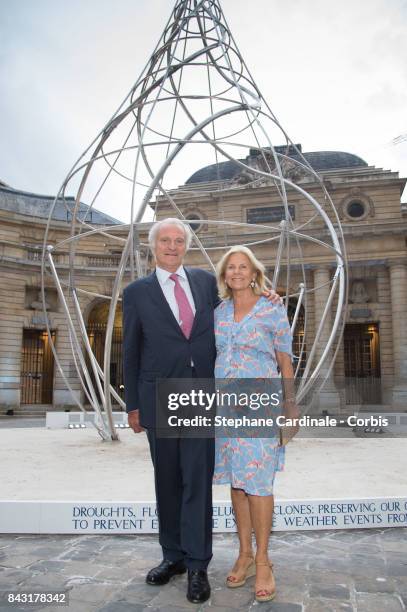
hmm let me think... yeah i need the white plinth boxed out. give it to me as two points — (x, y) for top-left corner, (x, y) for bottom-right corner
(1, 497), (406, 534)
(1, 427), (406, 534)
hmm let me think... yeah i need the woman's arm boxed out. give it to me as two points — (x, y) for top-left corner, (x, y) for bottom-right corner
(275, 350), (295, 401)
(275, 350), (300, 445)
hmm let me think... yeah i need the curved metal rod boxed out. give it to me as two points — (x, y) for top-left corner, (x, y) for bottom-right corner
(43, 0), (348, 439)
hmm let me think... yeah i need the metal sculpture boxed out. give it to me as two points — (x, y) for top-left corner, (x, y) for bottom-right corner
(41, 0), (347, 441)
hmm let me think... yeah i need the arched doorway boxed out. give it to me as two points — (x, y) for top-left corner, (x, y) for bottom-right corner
(86, 301), (123, 405)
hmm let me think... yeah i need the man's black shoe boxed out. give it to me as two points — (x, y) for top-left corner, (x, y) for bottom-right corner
(146, 559), (186, 585)
(187, 570), (211, 604)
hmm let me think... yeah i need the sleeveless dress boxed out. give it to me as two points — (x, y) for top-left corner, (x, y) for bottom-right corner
(213, 296), (293, 496)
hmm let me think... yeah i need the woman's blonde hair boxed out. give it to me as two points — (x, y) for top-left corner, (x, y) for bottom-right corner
(216, 245), (269, 299)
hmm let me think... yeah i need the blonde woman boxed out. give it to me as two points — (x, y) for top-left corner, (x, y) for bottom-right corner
(213, 246), (298, 603)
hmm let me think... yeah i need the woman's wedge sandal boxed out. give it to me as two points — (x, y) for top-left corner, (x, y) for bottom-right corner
(226, 553), (256, 588)
(254, 561), (276, 602)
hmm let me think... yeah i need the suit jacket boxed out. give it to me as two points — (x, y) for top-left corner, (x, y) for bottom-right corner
(122, 267), (220, 428)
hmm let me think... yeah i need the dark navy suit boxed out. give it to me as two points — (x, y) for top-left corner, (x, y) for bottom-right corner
(123, 267), (219, 569)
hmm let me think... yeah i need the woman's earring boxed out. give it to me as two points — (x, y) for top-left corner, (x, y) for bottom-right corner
(250, 279), (256, 288)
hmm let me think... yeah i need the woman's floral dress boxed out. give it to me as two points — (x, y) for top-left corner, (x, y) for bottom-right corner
(213, 296), (293, 496)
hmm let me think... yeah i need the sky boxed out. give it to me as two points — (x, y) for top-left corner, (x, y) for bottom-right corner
(1, 0), (407, 222)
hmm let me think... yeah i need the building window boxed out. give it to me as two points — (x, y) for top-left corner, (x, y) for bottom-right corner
(185, 214), (203, 232)
(346, 200), (365, 219)
(340, 191), (373, 221)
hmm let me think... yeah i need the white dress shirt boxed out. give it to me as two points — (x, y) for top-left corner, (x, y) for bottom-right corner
(155, 265), (196, 327)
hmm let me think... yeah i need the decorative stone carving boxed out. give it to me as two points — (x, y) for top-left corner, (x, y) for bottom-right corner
(29, 289), (50, 311)
(231, 151), (309, 188)
(350, 280), (370, 303)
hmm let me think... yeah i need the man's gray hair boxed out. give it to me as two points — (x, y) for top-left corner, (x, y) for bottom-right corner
(148, 218), (193, 251)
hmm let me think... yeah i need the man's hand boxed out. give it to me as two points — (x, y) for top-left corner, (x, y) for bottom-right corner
(128, 409), (145, 433)
(262, 288), (283, 305)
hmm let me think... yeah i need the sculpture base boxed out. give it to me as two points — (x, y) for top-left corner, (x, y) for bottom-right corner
(1, 424), (406, 534)
(1, 497), (406, 534)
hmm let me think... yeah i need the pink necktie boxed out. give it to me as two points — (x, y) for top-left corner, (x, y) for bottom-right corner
(170, 273), (194, 338)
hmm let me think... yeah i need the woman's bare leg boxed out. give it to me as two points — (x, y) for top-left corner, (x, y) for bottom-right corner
(226, 487), (254, 583)
(248, 494), (275, 596)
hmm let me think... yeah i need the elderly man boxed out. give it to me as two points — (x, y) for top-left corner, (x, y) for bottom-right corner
(123, 217), (279, 603)
(123, 218), (219, 604)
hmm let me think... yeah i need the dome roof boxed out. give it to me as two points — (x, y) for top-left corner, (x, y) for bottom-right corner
(0, 185), (122, 225)
(185, 149), (368, 185)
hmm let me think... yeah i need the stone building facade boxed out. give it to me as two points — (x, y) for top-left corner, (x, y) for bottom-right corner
(0, 182), (127, 415)
(0, 144), (406, 415)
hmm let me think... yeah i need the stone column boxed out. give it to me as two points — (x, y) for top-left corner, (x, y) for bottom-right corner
(0, 274), (24, 414)
(389, 259), (407, 408)
(52, 291), (83, 409)
(312, 266), (341, 413)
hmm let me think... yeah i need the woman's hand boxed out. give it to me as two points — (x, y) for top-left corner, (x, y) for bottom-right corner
(279, 400), (300, 446)
(262, 289), (283, 305)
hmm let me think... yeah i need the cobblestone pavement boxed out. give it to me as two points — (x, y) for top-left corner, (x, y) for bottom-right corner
(0, 529), (406, 611)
